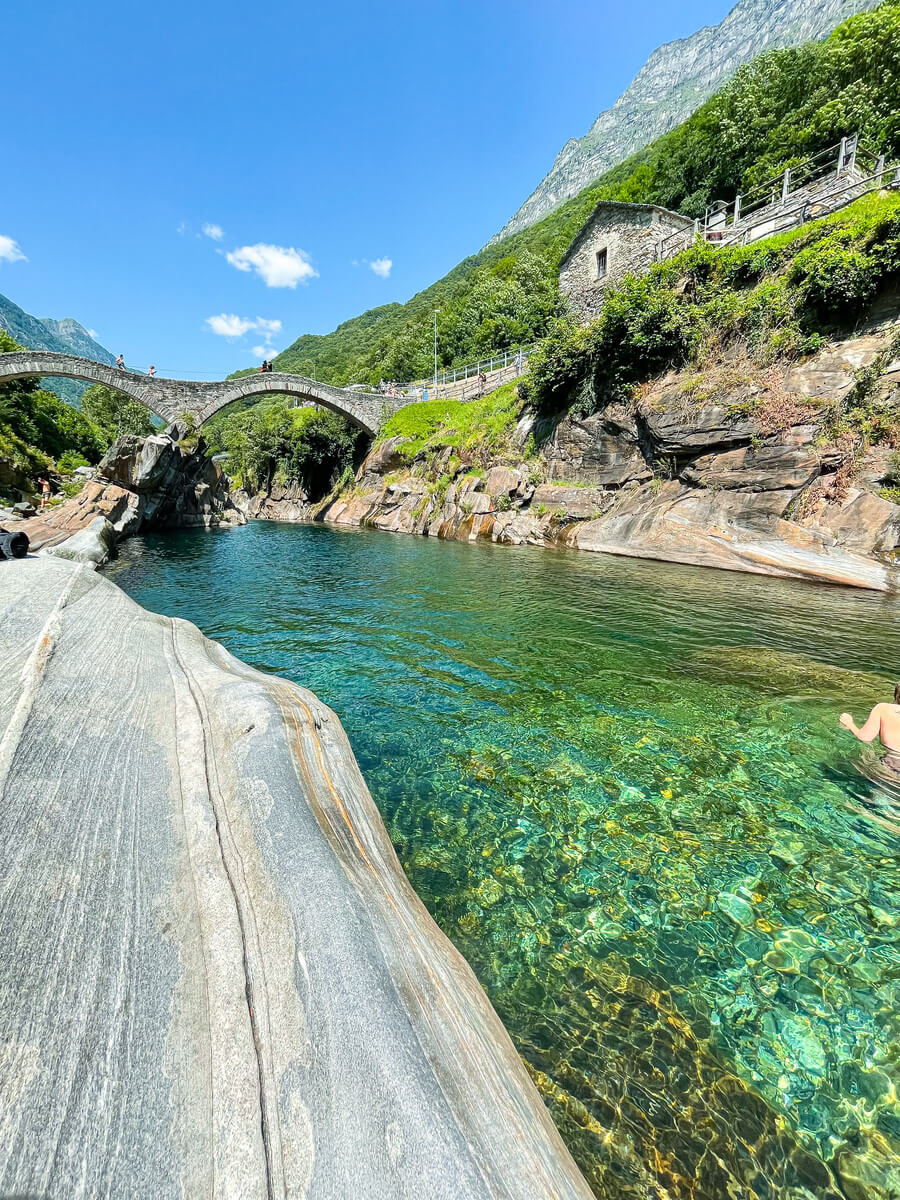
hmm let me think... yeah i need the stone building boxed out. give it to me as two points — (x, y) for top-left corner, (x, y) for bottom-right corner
(558, 201), (693, 322)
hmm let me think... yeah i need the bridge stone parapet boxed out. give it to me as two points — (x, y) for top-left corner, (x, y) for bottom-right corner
(0, 351), (406, 437)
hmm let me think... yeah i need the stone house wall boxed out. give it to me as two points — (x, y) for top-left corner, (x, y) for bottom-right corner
(559, 203), (692, 323)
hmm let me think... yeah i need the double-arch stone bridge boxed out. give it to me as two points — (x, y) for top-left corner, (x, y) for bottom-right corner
(0, 351), (408, 437)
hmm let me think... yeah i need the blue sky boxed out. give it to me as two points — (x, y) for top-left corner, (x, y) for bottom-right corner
(1, 0), (730, 379)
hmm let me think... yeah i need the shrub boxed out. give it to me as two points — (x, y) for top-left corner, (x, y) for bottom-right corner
(57, 450), (91, 473)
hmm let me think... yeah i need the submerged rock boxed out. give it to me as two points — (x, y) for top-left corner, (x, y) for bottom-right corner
(0, 557), (591, 1200)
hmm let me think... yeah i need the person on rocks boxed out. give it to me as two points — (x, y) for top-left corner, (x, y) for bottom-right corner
(37, 477), (52, 511)
(840, 684), (900, 771)
(116, 354), (124, 369)
(148, 365), (156, 377)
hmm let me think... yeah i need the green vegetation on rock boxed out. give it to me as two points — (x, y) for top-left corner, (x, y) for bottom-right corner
(0, 330), (154, 496)
(377, 383), (524, 464)
(0, 331), (104, 485)
(206, 398), (367, 497)
(521, 192), (900, 428)
(81, 384), (155, 443)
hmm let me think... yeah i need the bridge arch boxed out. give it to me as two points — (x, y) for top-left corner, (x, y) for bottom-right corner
(0, 351), (402, 437)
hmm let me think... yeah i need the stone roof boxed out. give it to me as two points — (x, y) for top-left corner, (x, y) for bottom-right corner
(559, 201), (693, 270)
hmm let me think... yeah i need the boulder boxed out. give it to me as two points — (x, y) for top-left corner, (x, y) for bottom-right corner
(532, 483), (609, 520)
(360, 435), (409, 478)
(544, 409), (651, 487)
(637, 398), (756, 456)
(807, 488), (900, 555)
(16, 431), (243, 561)
(483, 466), (521, 497)
(13, 501), (36, 518)
(41, 515), (115, 566)
(680, 436), (823, 492)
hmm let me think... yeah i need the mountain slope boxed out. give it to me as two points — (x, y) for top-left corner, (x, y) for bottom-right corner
(0, 292), (116, 407)
(492, 0), (879, 242)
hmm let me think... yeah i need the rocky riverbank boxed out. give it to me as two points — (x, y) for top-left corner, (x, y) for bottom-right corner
(319, 326), (900, 591)
(7, 421), (244, 564)
(0, 555), (591, 1198)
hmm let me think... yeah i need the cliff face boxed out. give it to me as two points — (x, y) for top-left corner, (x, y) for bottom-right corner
(319, 324), (900, 592)
(493, 0), (878, 242)
(0, 556), (592, 1199)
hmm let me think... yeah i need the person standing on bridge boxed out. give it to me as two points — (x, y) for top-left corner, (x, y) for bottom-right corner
(116, 354), (124, 370)
(148, 365), (156, 377)
(260, 360), (268, 373)
(514, 349), (524, 376)
(478, 371), (487, 397)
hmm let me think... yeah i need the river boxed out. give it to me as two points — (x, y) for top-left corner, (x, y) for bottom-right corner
(108, 521), (900, 1199)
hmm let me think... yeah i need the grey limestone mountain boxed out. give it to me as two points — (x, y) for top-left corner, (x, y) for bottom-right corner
(0, 290), (116, 406)
(492, 0), (879, 242)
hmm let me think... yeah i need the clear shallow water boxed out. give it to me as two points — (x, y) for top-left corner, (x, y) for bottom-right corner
(108, 522), (900, 1200)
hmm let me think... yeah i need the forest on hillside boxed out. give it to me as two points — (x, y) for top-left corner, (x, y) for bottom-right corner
(272, 0), (899, 387)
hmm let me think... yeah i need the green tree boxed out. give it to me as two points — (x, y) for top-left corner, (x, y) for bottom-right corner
(81, 384), (155, 442)
(212, 398), (365, 497)
(0, 330), (106, 465)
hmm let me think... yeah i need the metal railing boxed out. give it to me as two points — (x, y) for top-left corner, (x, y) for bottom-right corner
(385, 344), (537, 396)
(657, 134), (899, 261)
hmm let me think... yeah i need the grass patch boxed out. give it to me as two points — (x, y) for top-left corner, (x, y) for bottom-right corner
(377, 383), (523, 465)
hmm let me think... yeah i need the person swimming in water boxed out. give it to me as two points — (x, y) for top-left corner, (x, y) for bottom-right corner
(840, 683), (900, 771)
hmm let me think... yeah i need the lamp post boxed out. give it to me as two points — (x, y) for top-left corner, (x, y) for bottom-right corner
(433, 309), (439, 395)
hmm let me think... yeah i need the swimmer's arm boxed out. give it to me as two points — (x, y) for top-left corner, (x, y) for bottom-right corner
(839, 704), (884, 742)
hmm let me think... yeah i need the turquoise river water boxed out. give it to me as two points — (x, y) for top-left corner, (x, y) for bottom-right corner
(108, 521), (900, 1200)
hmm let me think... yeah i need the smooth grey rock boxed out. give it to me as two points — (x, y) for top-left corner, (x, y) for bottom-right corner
(40, 515), (114, 566)
(0, 558), (591, 1200)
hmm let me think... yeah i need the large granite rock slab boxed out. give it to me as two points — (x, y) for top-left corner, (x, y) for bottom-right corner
(0, 558), (591, 1200)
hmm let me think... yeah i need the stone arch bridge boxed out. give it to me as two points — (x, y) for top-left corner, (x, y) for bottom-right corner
(0, 351), (408, 437)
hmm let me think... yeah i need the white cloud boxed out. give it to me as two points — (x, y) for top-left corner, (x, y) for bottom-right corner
(87, 328), (98, 339)
(176, 222), (187, 236)
(225, 243), (317, 288)
(0, 236), (27, 264)
(202, 223), (224, 241)
(205, 313), (283, 341)
(369, 257), (392, 278)
(205, 313), (256, 338)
